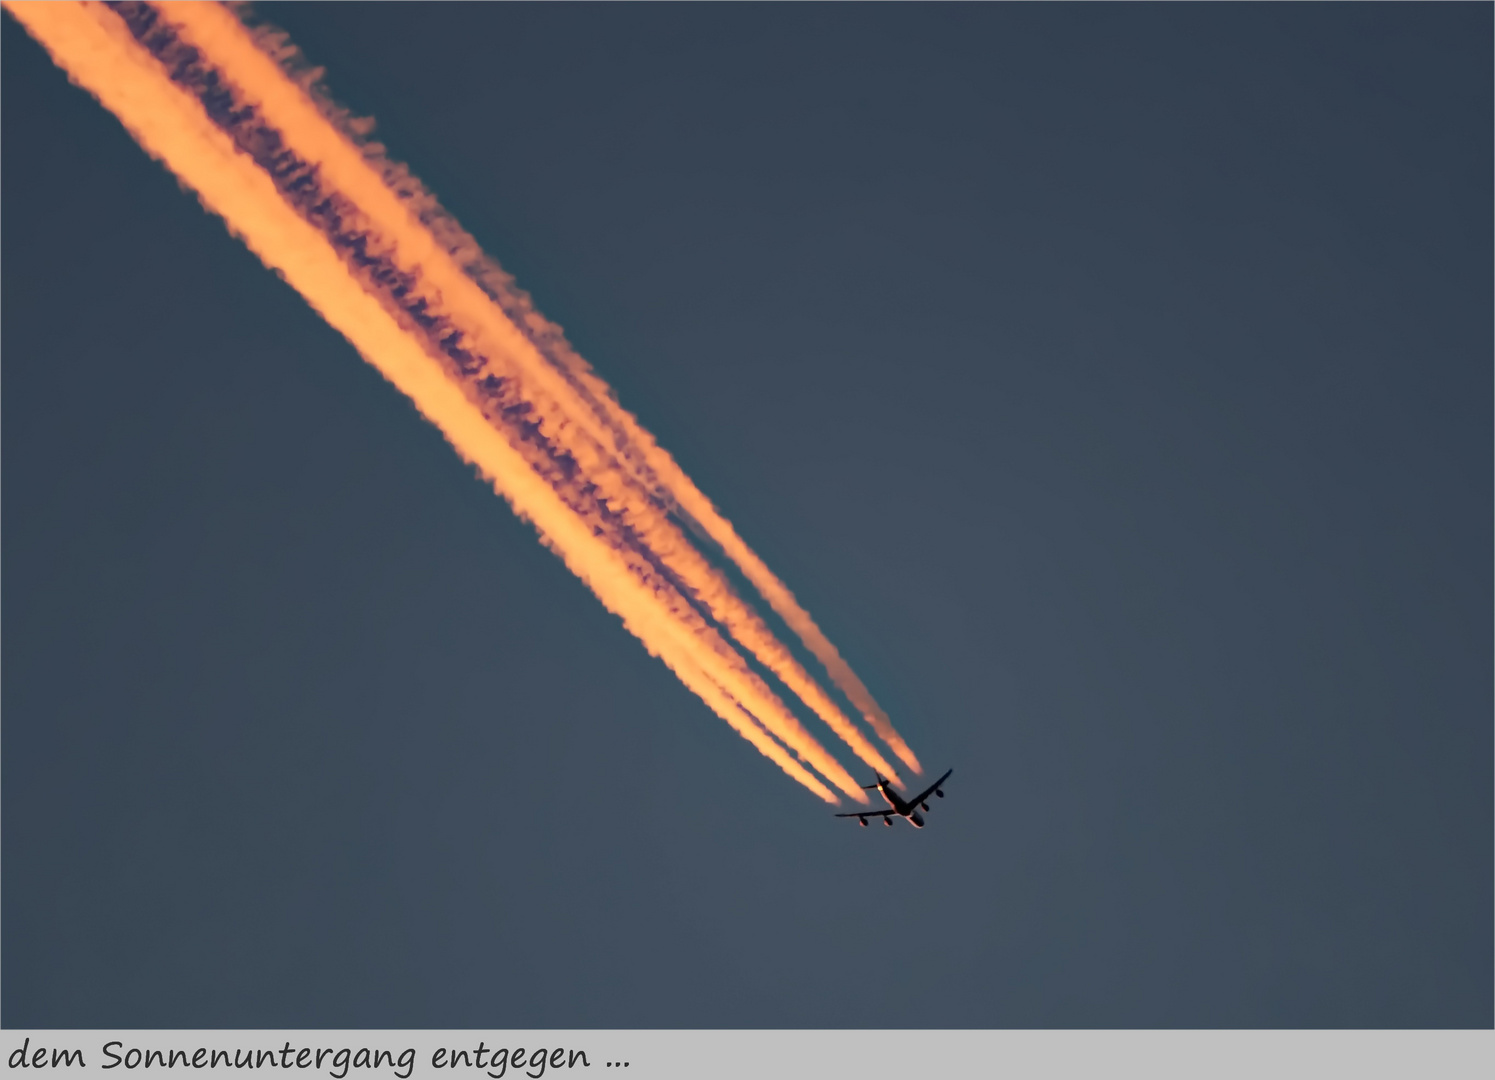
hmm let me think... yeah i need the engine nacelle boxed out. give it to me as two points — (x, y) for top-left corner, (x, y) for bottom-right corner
(921, 802), (930, 811)
(935, 789), (944, 798)
(858, 817), (868, 827)
(883, 817), (893, 827)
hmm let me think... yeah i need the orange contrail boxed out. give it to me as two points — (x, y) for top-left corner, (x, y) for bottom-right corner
(9, 0), (919, 800)
(133, 0), (863, 794)
(4, 0), (856, 804)
(220, 13), (925, 777)
(203, 2), (922, 779)
(157, 0), (908, 783)
(143, 0), (899, 787)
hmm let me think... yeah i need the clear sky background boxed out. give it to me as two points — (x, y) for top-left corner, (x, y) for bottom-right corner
(4, 3), (1490, 1027)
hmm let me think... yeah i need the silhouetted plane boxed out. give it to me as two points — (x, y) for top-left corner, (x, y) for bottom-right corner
(836, 768), (953, 828)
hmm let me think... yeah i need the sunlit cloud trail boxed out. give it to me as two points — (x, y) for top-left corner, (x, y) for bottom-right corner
(7, 0), (920, 798)
(235, 13), (926, 777)
(140, 0), (898, 792)
(164, 0), (913, 785)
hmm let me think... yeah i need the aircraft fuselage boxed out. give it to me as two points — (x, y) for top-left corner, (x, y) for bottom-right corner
(876, 781), (925, 828)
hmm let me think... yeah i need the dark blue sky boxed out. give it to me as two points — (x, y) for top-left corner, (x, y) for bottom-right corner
(4, 3), (1490, 1027)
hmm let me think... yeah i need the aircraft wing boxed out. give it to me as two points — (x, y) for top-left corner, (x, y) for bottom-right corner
(907, 768), (954, 808)
(834, 810), (895, 818)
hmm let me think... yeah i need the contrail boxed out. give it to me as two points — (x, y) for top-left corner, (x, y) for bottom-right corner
(7, 0), (919, 797)
(4, 0), (851, 804)
(105, 0), (868, 800)
(160, 0), (915, 785)
(223, 4), (924, 778)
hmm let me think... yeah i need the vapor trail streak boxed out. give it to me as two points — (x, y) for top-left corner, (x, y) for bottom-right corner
(115, 0), (866, 799)
(274, 75), (928, 778)
(152, 0), (910, 785)
(7, 0), (919, 799)
(4, 0), (852, 804)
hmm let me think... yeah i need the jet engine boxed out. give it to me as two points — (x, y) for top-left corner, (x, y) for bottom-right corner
(921, 802), (930, 811)
(935, 789), (944, 798)
(882, 818), (893, 827)
(858, 818), (867, 827)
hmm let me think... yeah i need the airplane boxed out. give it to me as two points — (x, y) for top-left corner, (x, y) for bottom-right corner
(836, 768), (953, 828)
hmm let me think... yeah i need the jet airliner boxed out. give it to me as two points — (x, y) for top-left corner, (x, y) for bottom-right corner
(836, 768), (952, 828)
